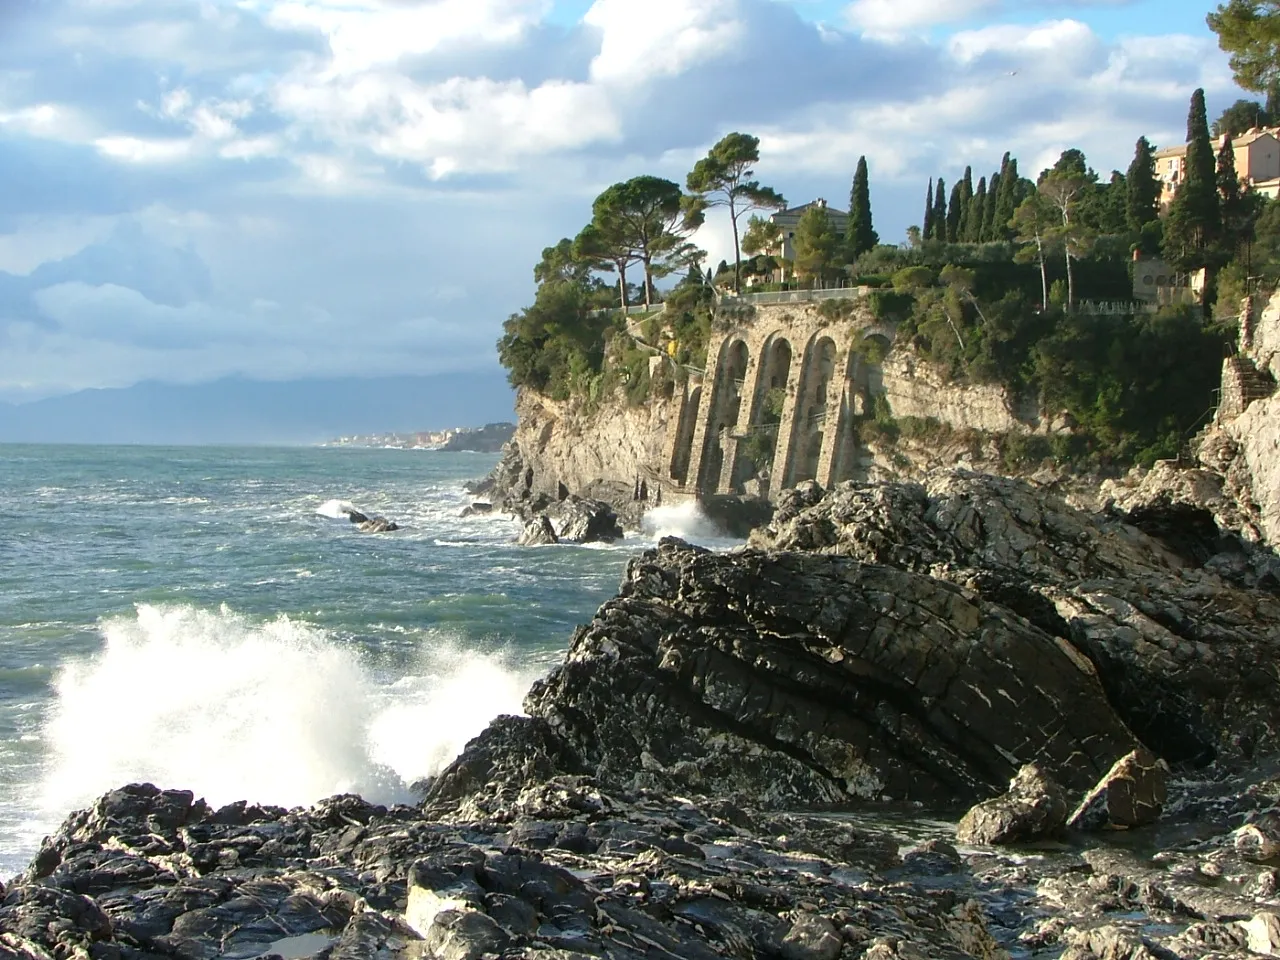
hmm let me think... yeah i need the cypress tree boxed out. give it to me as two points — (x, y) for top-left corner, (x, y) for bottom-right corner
(846, 155), (879, 260)
(1218, 134), (1253, 260)
(967, 177), (987, 242)
(982, 171), (1001, 240)
(932, 178), (947, 241)
(946, 178), (964, 242)
(1268, 81), (1280, 125)
(954, 166), (974, 241)
(923, 178), (935, 241)
(993, 154), (1020, 239)
(1163, 88), (1223, 272)
(1125, 136), (1160, 231)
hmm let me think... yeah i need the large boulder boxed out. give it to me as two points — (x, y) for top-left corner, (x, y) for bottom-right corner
(1067, 748), (1167, 832)
(549, 497), (624, 544)
(515, 515), (558, 546)
(956, 764), (1069, 846)
(437, 537), (1142, 809)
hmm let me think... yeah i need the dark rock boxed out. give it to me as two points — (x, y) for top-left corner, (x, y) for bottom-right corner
(1069, 748), (1167, 832)
(901, 839), (963, 875)
(547, 496), (623, 544)
(357, 517), (398, 533)
(1235, 814), (1280, 861)
(515, 515), (558, 546)
(779, 914), (843, 960)
(751, 472), (1280, 770)
(345, 509), (369, 524)
(458, 502), (492, 518)
(442, 537), (1142, 808)
(956, 764), (1069, 846)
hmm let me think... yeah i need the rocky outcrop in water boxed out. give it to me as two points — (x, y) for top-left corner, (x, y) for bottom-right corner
(10, 470), (1280, 959)
(515, 515), (558, 546)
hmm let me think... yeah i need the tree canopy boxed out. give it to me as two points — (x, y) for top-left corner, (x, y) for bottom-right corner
(685, 132), (786, 293)
(1207, 0), (1280, 93)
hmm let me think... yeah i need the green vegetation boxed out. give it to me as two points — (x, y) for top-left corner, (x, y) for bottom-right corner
(685, 133), (786, 294)
(1207, 1), (1280, 94)
(498, 95), (1273, 471)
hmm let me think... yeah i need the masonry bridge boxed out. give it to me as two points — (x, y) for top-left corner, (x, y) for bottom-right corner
(659, 295), (895, 501)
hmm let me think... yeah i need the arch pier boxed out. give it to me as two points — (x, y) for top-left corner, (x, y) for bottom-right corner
(665, 303), (894, 502)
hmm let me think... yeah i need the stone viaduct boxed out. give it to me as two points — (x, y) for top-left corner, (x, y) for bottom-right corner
(659, 291), (894, 501)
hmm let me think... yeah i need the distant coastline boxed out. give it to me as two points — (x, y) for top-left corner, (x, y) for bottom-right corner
(321, 421), (515, 452)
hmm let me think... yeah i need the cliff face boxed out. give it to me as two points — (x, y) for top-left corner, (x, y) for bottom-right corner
(1169, 288), (1280, 548)
(879, 351), (1034, 435)
(484, 295), (1054, 525)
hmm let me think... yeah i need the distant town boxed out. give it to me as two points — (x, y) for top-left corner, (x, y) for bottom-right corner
(322, 422), (514, 452)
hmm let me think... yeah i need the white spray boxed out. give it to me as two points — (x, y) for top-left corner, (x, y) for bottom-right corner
(40, 605), (535, 815)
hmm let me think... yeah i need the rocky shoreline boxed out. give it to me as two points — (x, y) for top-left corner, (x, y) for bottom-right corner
(6, 472), (1280, 959)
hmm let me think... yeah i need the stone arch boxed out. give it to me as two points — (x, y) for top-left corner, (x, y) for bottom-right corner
(669, 384), (702, 484)
(735, 333), (793, 486)
(784, 334), (839, 487)
(696, 338), (751, 494)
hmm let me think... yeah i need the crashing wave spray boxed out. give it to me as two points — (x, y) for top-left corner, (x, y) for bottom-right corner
(316, 499), (359, 520)
(640, 501), (733, 545)
(40, 605), (535, 814)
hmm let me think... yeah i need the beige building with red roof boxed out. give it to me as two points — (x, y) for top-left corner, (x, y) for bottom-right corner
(1155, 127), (1280, 208)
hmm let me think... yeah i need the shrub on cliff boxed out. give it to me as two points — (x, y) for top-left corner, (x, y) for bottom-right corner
(498, 280), (615, 400)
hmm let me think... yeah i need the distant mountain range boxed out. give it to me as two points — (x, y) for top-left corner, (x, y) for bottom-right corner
(0, 371), (516, 445)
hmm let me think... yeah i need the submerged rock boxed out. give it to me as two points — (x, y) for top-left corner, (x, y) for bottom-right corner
(956, 764), (1069, 846)
(358, 516), (399, 533)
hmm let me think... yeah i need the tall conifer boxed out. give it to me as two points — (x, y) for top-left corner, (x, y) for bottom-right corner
(1163, 88), (1223, 271)
(923, 178), (935, 241)
(932, 178), (947, 241)
(983, 171), (1001, 240)
(1125, 136), (1160, 231)
(846, 155), (879, 260)
(946, 178), (964, 242)
(993, 154), (1020, 239)
(968, 177), (987, 242)
(1218, 134), (1254, 261)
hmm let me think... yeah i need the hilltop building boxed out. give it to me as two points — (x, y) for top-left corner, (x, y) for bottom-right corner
(1154, 127), (1280, 208)
(737, 199), (849, 287)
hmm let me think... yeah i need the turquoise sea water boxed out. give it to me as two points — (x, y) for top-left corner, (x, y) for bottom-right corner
(0, 445), (726, 878)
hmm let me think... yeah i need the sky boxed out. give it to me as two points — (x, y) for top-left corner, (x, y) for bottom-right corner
(0, 0), (1249, 405)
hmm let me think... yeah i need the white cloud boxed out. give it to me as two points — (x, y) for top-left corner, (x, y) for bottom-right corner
(584, 0), (745, 84)
(846, 0), (998, 34)
(259, 0), (551, 73)
(94, 135), (194, 163)
(273, 72), (620, 177)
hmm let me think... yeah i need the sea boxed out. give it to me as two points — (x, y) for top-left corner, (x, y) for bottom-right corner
(0, 444), (733, 879)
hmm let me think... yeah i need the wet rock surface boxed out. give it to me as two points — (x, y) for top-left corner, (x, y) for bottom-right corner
(956, 765), (1069, 847)
(515, 515), (558, 546)
(11, 471), (1280, 959)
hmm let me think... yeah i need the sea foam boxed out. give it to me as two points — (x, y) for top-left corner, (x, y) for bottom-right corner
(316, 499), (358, 520)
(640, 501), (732, 545)
(40, 605), (535, 815)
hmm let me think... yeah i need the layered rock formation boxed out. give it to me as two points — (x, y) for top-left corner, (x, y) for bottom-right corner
(8, 471), (1280, 960)
(440, 472), (1280, 819)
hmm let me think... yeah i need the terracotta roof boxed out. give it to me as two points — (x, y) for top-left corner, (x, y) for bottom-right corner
(1154, 127), (1280, 160)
